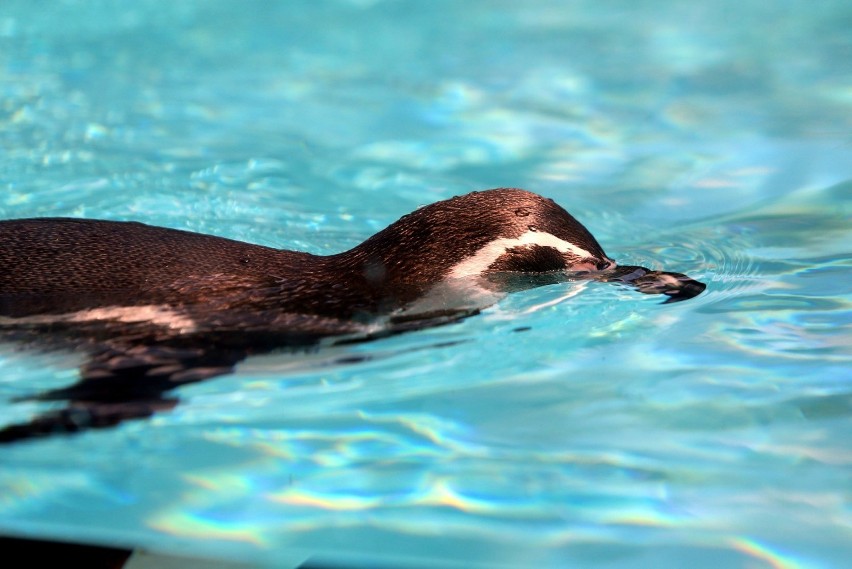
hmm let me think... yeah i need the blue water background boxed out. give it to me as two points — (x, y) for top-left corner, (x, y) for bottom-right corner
(1, 1), (851, 567)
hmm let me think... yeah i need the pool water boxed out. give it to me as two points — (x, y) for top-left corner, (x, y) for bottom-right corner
(1, 1), (851, 567)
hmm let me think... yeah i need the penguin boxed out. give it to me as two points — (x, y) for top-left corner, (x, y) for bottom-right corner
(0, 188), (705, 442)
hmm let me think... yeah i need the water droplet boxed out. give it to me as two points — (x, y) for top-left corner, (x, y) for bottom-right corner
(528, 225), (538, 232)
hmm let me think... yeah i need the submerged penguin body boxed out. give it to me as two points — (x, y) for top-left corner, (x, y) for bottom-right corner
(0, 188), (705, 442)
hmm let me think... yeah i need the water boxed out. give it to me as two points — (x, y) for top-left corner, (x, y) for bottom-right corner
(1, 1), (850, 567)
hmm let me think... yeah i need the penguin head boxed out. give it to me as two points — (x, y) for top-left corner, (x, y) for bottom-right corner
(427, 188), (616, 279)
(346, 188), (705, 308)
(351, 188), (615, 287)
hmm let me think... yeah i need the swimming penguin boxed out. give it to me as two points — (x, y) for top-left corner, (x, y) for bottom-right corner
(0, 188), (705, 442)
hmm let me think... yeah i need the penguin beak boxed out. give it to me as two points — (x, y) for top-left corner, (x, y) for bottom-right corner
(601, 265), (706, 303)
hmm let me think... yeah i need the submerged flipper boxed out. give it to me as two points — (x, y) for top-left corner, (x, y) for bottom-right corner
(0, 309), (485, 443)
(0, 343), (247, 444)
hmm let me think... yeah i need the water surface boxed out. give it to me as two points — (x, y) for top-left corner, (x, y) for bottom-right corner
(1, 1), (850, 567)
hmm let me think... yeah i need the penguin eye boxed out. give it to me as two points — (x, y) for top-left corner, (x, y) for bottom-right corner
(596, 260), (614, 271)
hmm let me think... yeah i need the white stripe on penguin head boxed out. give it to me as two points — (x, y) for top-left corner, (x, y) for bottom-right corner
(448, 230), (594, 279)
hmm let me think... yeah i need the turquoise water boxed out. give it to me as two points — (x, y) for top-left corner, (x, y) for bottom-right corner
(1, 1), (851, 567)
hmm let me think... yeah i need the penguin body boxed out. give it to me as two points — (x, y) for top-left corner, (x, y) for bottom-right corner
(0, 189), (705, 442)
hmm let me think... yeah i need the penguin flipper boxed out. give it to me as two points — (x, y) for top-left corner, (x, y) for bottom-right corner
(0, 397), (181, 443)
(0, 343), (247, 444)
